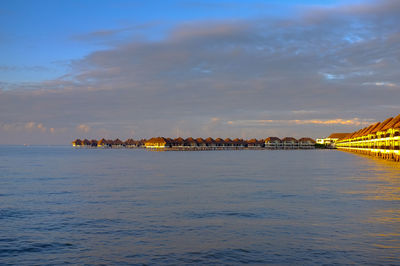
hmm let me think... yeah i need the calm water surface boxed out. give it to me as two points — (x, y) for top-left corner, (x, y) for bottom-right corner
(1, 146), (400, 265)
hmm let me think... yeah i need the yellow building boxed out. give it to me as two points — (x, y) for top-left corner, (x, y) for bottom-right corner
(336, 114), (400, 161)
(72, 139), (82, 147)
(145, 137), (172, 148)
(316, 133), (349, 148)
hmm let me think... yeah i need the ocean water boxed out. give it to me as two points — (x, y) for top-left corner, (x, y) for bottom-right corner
(0, 146), (400, 265)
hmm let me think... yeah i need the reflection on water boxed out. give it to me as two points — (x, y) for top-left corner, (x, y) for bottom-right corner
(344, 154), (400, 260)
(0, 146), (400, 264)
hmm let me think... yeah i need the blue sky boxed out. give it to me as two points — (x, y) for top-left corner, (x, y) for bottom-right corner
(1, 0), (399, 144)
(0, 0), (362, 83)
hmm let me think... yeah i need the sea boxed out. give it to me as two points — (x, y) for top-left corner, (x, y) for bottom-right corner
(1, 146), (400, 265)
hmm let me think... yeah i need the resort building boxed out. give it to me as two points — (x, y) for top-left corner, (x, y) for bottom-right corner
(247, 139), (264, 148)
(196, 138), (207, 147)
(73, 136), (316, 150)
(184, 137), (197, 147)
(125, 139), (138, 148)
(145, 137), (172, 148)
(112, 139), (124, 148)
(72, 139), (82, 147)
(298, 138), (316, 149)
(335, 113), (400, 161)
(264, 137), (282, 149)
(205, 137), (216, 147)
(97, 138), (107, 147)
(316, 133), (349, 148)
(173, 137), (185, 147)
(282, 137), (298, 149)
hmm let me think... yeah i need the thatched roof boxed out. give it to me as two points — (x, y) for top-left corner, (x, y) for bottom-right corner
(113, 138), (124, 145)
(298, 137), (315, 143)
(196, 138), (205, 143)
(173, 137), (185, 145)
(381, 114), (400, 131)
(125, 138), (136, 145)
(372, 117), (393, 134)
(328, 133), (350, 139)
(205, 137), (215, 143)
(265, 137), (281, 142)
(184, 137), (197, 145)
(204, 137), (215, 144)
(224, 138), (233, 144)
(145, 137), (171, 145)
(282, 137), (297, 142)
(72, 139), (82, 145)
(97, 138), (106, 145)
(395, 119), (400, 129)
(364, 122), (381, 136)
(215, 138), (224, 144)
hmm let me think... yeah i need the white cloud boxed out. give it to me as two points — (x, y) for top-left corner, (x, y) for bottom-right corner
(227, 118), (374, 127)
(76, 124), (90, 133)
(1, 0), (400, 143)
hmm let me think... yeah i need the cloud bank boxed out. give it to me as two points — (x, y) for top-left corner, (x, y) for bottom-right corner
(1, 0), (400, 144)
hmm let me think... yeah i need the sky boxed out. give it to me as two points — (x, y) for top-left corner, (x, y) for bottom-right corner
(1, 0), (400, 144)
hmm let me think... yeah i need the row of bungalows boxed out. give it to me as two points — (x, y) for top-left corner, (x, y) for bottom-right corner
(335, 113), (400, 161)
(265, 137), (316, 149)
(72, 137), (316, 150)
(145, 137), (252, 150)
(72, 138), (147, 148)
(144, 137), (316, 150)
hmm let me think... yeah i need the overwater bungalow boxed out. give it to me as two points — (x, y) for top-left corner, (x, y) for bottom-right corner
(196, 138), (207, 147)
(247, 138), (264, 148)
(282, 137), (298, 149)
(265, 137), (282, 149)
(82, 139), (91, 147)
(173, 137), (185, 147)
(232, 138), (245, 148)
(111, 139), (124, 148)
(125, 138), (137, 148)
(214, 138), (224, 147)
(223, 138), (233, 147)
(205, 137), (216, 147)
(145, 137), (172, 148)
(137, 139), (147, 147)
(72, 139), (82, 147)
(90, 139), (98, 147)
(184, 137), (197, 147)
(316, 133), (350, 147)
(97, 138), (107, 147)
(298, 137), (316, 149)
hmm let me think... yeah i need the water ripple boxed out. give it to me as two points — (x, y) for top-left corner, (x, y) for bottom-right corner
(184, 210), (264, 219)
(0, 242), (75, 256)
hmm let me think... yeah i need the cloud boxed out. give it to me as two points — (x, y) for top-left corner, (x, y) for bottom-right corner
(0, 65), (49, 72)
(76, 124), (90, 133)
(36, 123), (46, 132)
(2, 0), (400, 143)
(362, 81), (397, 88)
(0, 121), (49, 133)
(226, 118), (374, 127)
(23, 122), (47, 132)
(210, 117), (221, 123)
(72, 22), (162, 46)
(24, 122), (36, 130)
